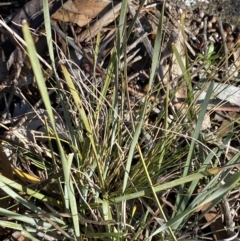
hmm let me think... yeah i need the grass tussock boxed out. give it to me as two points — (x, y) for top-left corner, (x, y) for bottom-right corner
(0, 0), (240, 241)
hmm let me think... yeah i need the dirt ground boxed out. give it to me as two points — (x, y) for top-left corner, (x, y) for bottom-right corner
(175, 0), (240, 24)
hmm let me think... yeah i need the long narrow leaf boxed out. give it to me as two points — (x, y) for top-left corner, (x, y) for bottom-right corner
(149, 170), (240, 236)
(173, 81), (214, 229)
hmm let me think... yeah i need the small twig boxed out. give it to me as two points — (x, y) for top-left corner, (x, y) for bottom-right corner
(78, 1), (122, 42)
(51, 21), (83, 57)
(121, 32), (148, 59)
(120, 48), (141, 69)
(165, 10), (199, 44)
(221, 196), (235, 233)
(52, 21), (106, 77)
(128, 3), (164, 79)
(217, 18), (228, 69)
(14, 89), (55, 128)
(36, 232), (58, 241)
(0, 19), (52, 70)
(184, 39), (196, 57)
(203, 17), (208, 57)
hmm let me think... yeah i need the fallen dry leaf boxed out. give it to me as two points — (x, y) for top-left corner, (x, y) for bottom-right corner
(216, 112), (239, 139)
(200, 201), (228, 240)
(52, 0), (114, 27)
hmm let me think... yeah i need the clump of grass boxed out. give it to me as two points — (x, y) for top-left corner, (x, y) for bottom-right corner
(1, 0), (240, 240)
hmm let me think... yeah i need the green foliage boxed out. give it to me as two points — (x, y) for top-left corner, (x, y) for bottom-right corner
(198, 43), (219, 69)
(0, 1), (239, 241)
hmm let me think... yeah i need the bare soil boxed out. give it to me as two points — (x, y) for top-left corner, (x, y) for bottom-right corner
(173, 0), (240, 24)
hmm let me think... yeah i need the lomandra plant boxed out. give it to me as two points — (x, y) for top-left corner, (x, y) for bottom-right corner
(0, 0), (240, 240)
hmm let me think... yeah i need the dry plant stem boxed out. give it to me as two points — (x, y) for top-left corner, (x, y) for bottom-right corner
(217, 18), (228, 69)
(221, 196), (235, 233)
(36, 232), (59, 241)
(128, 72), (140, 81)
(0, 11), (17, 27)
(120, 32), (148, 59)
(51, 21), (83, 57)
(37, 215), (74, 240)
(14, 89), (55, 128)
(120, 48), (140, 69)
(127, 3), (164, 79)
(128, 55), (142, 66)
(53, 22), (105, 77)
(203, 17), (208, 57)
(200, 213), (222, 230)
(165, 10), (195, 42)
(0, 19), (52, 70)
(77, 1), (122, 42)
(184, 39), (196, 56)
(98, 29), (116, 61)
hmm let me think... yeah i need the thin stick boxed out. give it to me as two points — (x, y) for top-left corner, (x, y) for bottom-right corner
(0, 19), (52, 70)
(128, 3), (164, 79)
(203, 17), (208, 57)
(217, 18), (228, 69)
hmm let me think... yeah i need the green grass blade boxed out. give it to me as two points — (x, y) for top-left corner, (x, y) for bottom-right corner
(22, 20), (80, 239)
(0, 174), (62, 206)
(0, 221), (37, 232)
(172, 81), (214, 229)
(149, 170), (240, 237)
(0, 208), (51, 228)
(111, 165), (223, 203)
(0, 179), (65, 225)
(172, 44), (193, 102)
